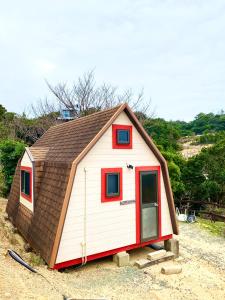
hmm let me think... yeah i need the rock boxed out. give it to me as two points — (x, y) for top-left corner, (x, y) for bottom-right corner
(147, 249), (166, 261)
(24, 243), (32, 252)
(161, 265), (182, 275)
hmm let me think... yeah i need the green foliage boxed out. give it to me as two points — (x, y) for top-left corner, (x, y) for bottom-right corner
(0, 122), (10, 140)
(197, 218), (225, 237)
(0, 139), (26, 196)
(162, 150), (186, 200)
(142, 117), (186, 200)
(28, 252), (45, 266)
(172, 111), (225, 136)
(182, 138), (225, 205)
(0, 99), (224, 208)
(0, 104), (7, 120)
(143, 118), (181, 151)
(193, 131), (225, 145)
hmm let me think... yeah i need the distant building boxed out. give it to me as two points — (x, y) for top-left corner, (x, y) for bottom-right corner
(58, 109), (75, 121)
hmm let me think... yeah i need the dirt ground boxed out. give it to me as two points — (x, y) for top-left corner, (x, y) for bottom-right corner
(0, 198), (225, 300)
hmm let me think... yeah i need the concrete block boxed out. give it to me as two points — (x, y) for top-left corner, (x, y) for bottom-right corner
(147, 249), (166, 261)
(161, 265), (182, 275)
(113, 251), (126, 263)
(113, 251), (129, 267)
(164, 238), (179, 258)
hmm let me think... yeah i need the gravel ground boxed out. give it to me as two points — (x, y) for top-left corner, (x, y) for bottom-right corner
(0, 198), (225, 300)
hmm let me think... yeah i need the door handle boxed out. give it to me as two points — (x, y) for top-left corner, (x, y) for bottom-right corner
(154, 203), (158, 207)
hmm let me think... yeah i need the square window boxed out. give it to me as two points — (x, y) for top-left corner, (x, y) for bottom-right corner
(117, 129), (130, 144)
(112, 124), (132, 149)
(101, 168), (122, 202)
(106, 173), (120, 197)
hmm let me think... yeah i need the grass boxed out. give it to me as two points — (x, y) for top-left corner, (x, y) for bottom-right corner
(28, 252), (45, 266)
(197, 218), (225, 237)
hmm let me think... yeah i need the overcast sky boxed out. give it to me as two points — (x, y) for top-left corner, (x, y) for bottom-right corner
(1, 0), (225, 121)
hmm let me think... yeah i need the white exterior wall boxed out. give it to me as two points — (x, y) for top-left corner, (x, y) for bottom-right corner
(56, 112), (173, 263)
(20, 151), (34, 212)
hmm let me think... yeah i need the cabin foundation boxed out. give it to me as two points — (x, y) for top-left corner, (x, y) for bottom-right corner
(113, 251), (130, 267)
(164, 238), (179, 258)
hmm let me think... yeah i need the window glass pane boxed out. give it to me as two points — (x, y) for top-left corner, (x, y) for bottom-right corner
(141, 172), (157, 204)
(107, 173), (119, 196)
(21, 170), (30, 196)
(117, 129), (129, 144)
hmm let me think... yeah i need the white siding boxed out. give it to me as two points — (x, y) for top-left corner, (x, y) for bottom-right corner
(56, 112), (173, 263)
(20, 151), (34, 212)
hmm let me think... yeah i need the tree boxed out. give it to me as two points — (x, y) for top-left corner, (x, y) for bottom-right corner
(182, 138), (225, 205)
(0, 139), (25, 196)
(0, 104), (7, 120)
(14, 110), (60, 145)
(44, 70), (151, 118)
(143, 118), (181, 151)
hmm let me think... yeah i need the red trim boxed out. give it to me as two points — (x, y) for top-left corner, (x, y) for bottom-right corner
(135, 166), (161, 244)
(20, 166), (32, 203)
(112, 124), (132, 149)
(53, 234), (172, 270)
(101, 168), (123, 202)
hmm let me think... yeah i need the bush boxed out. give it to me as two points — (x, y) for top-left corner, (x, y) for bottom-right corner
(0, 139), (25, 196)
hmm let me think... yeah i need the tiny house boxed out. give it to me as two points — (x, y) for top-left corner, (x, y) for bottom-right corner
(7, 103), (178, 269)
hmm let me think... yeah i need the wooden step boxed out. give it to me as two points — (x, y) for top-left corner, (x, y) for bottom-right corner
(135, 251), (175, 269)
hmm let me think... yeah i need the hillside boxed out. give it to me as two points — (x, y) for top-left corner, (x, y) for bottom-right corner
(180, 137), (212, 159)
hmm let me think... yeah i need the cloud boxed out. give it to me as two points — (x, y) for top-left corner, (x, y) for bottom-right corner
(0, 0), (225, 120)
(35, 59), (56, 75)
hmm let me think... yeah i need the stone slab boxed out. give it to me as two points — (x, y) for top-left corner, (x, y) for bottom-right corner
(147, 249), (166, 261)
(135, 252), (175, 269)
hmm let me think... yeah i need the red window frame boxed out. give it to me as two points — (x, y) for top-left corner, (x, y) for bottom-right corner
(101, 168), (123, 202)
(112, 124), (132, 149)
(20, 166), (32, 203)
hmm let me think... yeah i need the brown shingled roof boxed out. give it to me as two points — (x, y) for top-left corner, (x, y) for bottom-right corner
(33, 105), (121, 162)
(6, 103), (178, 268)
(28, 147), (49, 161)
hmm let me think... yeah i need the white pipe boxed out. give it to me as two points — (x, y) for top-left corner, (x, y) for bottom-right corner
(81, 167), (87, 265)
